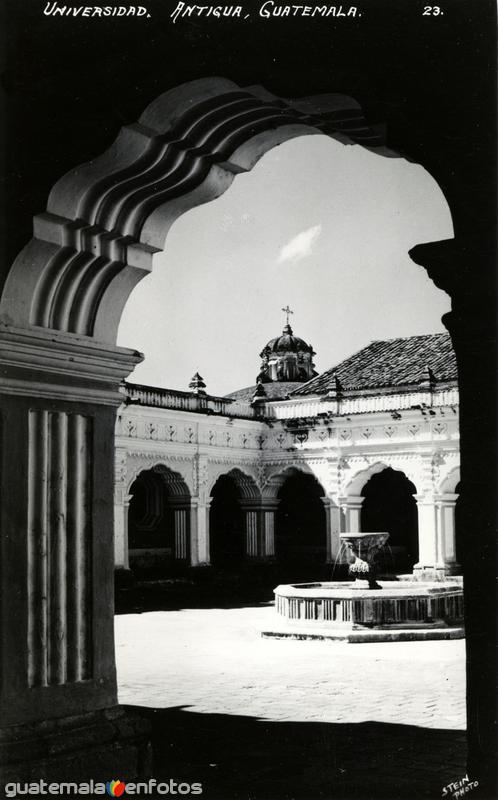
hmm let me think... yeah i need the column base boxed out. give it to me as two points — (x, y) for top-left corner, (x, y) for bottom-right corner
(412, 564), (453, 582)
(0, 706), (152, 788)
(244, 555), (277, 564)
(188, 562), (212, 572)
(444, 562), (462, 576)
(114, 566), (135, 589)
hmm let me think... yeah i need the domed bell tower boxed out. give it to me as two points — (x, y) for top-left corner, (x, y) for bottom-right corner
(257, 307), (317, 384)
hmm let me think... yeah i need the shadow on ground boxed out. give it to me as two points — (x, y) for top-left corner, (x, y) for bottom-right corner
(114, 563), (360, 614)
(125, 705), (466, 800)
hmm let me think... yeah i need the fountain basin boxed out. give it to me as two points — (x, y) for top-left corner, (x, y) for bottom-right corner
(262, 580), (465, 642)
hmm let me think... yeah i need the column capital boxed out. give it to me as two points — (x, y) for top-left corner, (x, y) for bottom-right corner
(191, 496), (212, 509)
(0, 325), (142, 407)
(414, 493), (437, 504)
(409, 238), (495, 313)
(240, 499), (264, 511)
(434, 493), (459, 504)
(166, 496), (190, 510)
(320, 495), (339, 508)
(259, 498), (281, 511)
(338, 494), (365, 509)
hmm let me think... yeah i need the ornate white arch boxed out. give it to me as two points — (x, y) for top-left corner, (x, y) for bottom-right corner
(262, 463), (325, 499)
(207, 464), (261, 500)
(124, 453), (194, 496)
(438, 464), (461, 494)
(343, 458), (420, 496)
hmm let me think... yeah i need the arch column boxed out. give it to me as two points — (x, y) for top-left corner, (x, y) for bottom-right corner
(413, 494), (446, 580)
(174, 506), (189, 561)
(320, 497), (344, 564)
(190, 497), (211, 566)
(435, 492), (460, 575)
(114, 491), (132, 571)
(0, 326), (149, 777)
(240, 500), (262, 558)
(339, 495), (365, 533)
(166, 497), (190, 562)
(260, 499), (280, 559)
(410, 238), (497, 792)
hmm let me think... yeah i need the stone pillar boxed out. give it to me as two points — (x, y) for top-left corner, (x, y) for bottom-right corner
(174, 506), (189, 561)
(114, 492), (132, 571)
(435, 492), (460, 575)
(413, 494), (446, 580)
(190, 498), (211, 566)
(340, 495), (365, 533)
(242, 502), (260, 558)
(0, 326), (150, 778)
(409, 238), (497, 793)
(321, 497), (344, 564)
(260, 499), (279, 558)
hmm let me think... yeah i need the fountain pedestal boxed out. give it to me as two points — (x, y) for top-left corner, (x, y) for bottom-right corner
(340, 531), (390, 590)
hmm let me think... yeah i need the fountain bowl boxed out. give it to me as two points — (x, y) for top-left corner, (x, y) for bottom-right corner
(339, 530), (390, 590)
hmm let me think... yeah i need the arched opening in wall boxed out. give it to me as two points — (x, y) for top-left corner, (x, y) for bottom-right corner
(275, 470), (327, 581)
(209, 471), (254, 570)
(128, 466), (190, 580)
(112, 92), (454, 592)
(111, 87), (454, 593)
(360, 467), (418, 574)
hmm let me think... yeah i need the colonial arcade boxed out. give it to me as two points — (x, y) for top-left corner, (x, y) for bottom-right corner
(115, 324), (460, 583)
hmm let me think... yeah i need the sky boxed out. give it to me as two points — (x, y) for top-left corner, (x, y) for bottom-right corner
(117, 135), (454, 396)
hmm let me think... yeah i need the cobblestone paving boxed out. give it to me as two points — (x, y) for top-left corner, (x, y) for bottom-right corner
(116, 604), (465, 730)
(115, 604), (466, 799)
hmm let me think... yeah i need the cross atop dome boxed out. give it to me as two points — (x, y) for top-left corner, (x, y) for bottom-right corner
(281, 305), (294, 327)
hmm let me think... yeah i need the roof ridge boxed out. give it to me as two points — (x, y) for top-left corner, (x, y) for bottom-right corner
(368, 332), (450, 344)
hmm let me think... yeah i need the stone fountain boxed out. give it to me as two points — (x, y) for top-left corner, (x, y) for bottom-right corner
(262, 531), (464, 642)
(339, 531), (390, 590)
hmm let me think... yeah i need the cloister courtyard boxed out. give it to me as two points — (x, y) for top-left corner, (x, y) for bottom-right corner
(115, 602), (466, 799)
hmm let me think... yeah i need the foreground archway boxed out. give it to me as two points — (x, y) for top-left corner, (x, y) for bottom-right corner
(0, 76), (493, 791)
(0, 78), (393, 734)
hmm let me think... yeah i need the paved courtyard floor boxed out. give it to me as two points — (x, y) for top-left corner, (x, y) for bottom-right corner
(116, 603), (466, 800)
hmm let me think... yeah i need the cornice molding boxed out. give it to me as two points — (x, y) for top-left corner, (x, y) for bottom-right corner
(0, 325), (142, 405)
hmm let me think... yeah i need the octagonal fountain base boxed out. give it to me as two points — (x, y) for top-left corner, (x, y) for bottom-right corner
(262, 580), (465, 643)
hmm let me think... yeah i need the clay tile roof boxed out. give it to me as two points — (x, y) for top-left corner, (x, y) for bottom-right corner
(225, 381), (304, 402)
(290, 333), (457, 396)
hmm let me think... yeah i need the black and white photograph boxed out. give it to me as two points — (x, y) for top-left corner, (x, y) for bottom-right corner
(0, 1), (496, 798)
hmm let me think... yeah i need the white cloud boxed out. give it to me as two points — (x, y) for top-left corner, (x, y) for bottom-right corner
(277, 224), (322, 264)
